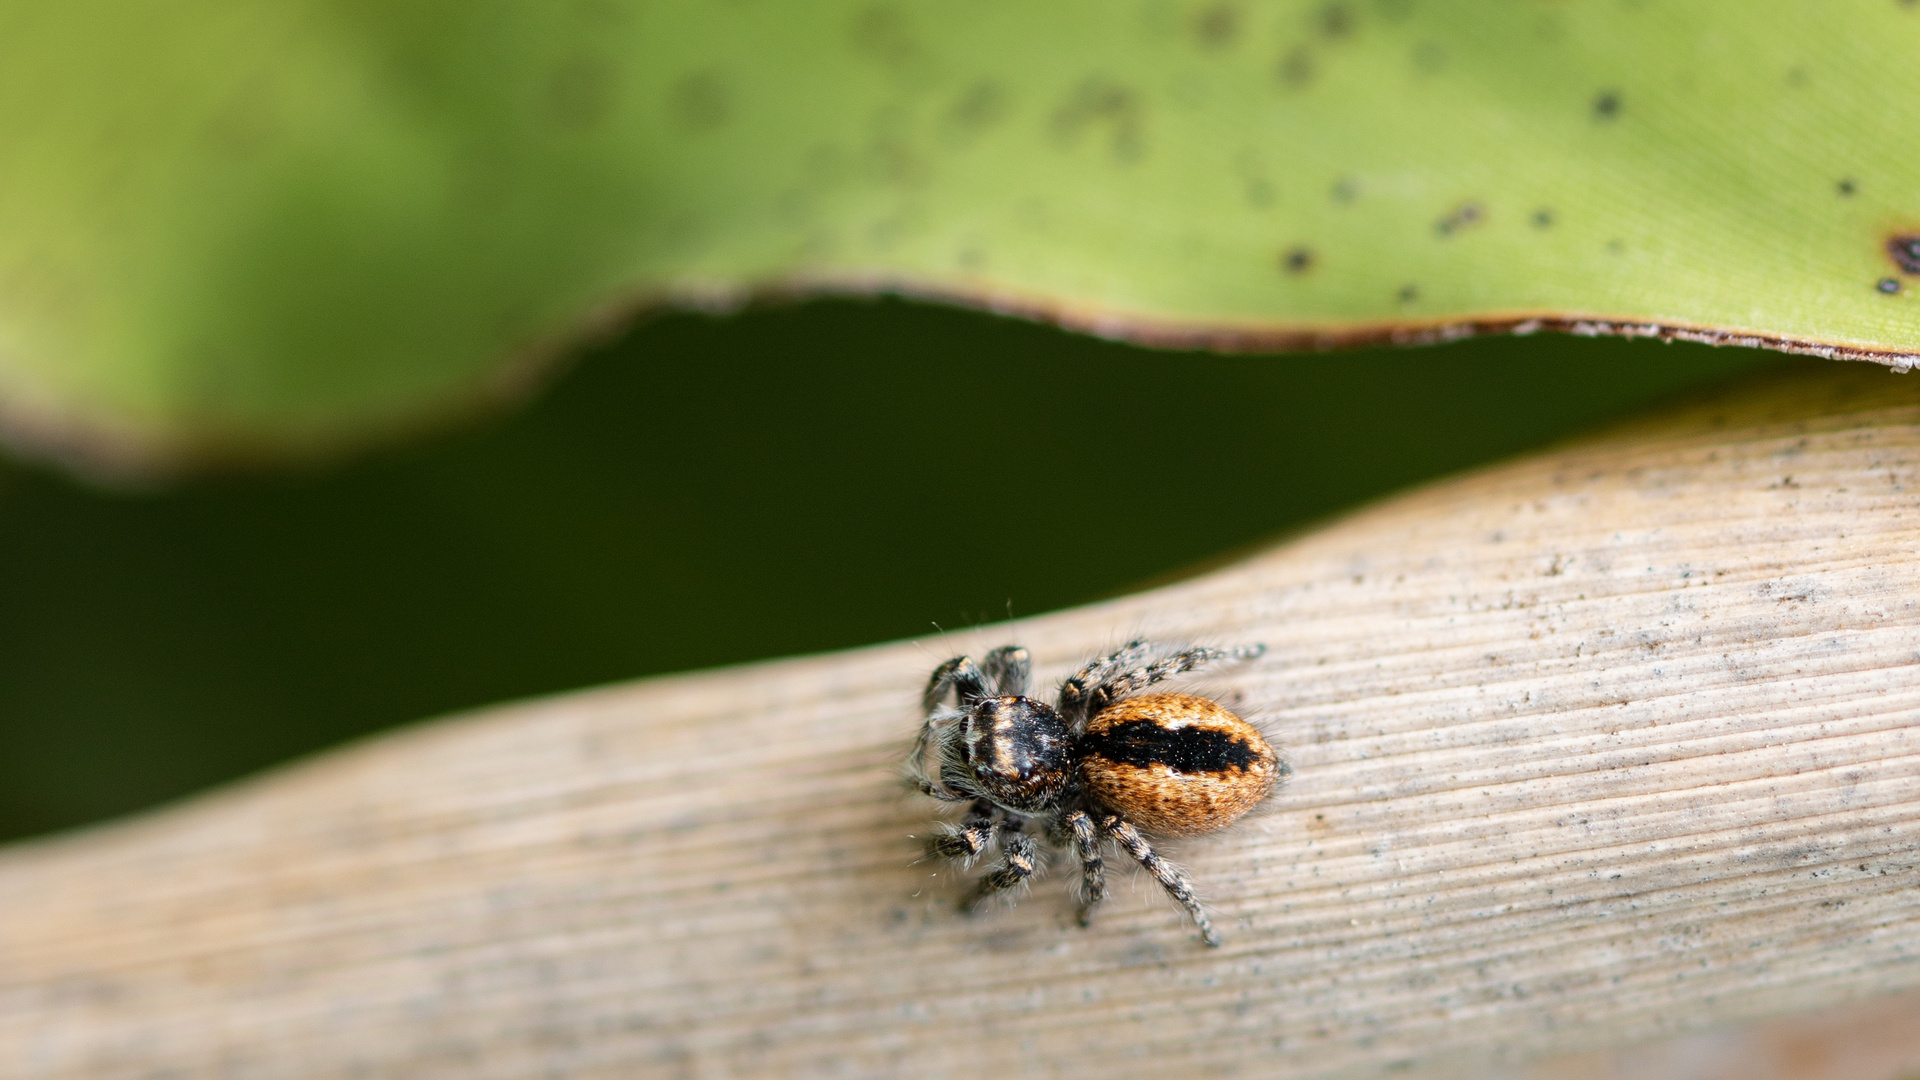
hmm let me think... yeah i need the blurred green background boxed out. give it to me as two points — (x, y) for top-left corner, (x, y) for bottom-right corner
(0, 0), (1910, 462)
(0, 297), (1776, 844)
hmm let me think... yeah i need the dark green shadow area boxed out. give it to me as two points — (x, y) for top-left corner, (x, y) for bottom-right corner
(0, 298), (1782, 843)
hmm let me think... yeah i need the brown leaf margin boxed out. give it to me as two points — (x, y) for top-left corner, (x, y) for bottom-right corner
(6, 275), (1916, 485)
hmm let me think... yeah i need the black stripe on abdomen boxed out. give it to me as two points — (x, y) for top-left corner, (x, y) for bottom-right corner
(1083, 720), (1258, 774)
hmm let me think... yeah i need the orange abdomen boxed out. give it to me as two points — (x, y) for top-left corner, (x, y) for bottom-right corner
(1079, 693), (1281, 836)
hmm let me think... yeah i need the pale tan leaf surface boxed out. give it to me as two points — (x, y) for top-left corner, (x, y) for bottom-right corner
(2, 362), (1918, 1078)
(1510, 986), (1920, 1080)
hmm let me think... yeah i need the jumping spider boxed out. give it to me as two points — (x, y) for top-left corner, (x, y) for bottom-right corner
(910, 640), (1282, 946)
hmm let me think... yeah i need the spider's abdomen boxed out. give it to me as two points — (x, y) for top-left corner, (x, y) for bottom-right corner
(1080, 693), (1280, 836)
(962, 696), (1073, 810)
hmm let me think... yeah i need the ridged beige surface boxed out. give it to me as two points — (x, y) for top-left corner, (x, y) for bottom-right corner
(2, 364), (1918, 1078)
(1509, 984), (1920, 1080)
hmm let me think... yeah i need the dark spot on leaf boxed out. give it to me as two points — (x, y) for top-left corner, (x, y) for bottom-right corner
(1194, 3), (1241, 48)
(1531, 208), (1555, 229)
(1412, 42), (1447, 74)
(1607, 239), (1626, 255)
(943, 82), (1008, 143)
(1593, 91), (1621, 120)
(666, 70), (728, 132)
(1330, 175), (1359, 203)
(1282, 246), (1315, 273)
(1397, 284), (1419, 303)
(1886, 235), (1920, 274)
(1435, 201), (1484, 236)
(1879, 277), (1903, 295)
(1836, 178), (1857, 197)
(550, 56), (617, 130)
(851, 5), (917, 66)
(1318, 3), (1355, 37)
(1052, 78), (1145, 164)
(1278, 45), (1315, 87)
(1785, 66), (1810, 88)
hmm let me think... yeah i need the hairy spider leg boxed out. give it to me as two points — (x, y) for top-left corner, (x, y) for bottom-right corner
(1100, 813), (1219, 947)
(1061, 809), (1107, 927)
(980, 645), (1032, 697)
(925, 799), (1000, 861)
(963, 819), (1039, 911)
(1056, 638), (1155, 726)
(1080, 644), (1267, 719)
(922, 655), (992, 714)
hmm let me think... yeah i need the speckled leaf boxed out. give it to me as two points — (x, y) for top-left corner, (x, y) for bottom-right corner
(2, 0), (1918, 471)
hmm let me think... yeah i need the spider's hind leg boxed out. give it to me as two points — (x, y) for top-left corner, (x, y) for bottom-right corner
(1100, 813), (1219, 947)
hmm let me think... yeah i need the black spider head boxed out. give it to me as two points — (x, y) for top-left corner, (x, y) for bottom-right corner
(954, 695), (1073, 812)
(916, 647), (1074, 813)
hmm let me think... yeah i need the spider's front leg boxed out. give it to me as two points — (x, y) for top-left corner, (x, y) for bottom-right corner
(980, 645), (1031, 697)
(923, 655), (991, 714)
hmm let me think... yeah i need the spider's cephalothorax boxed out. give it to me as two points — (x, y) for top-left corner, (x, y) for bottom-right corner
(910, 640), (1280, 947)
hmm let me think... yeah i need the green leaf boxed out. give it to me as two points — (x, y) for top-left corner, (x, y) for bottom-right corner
(1, 0), (1916, 471)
